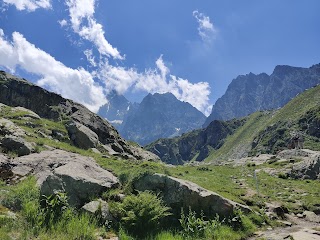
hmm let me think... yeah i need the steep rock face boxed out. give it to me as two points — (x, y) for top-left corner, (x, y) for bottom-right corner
(134, 173), (251, 218)
(97, 90), (138, 130)
(0, 71), (158, 161)
(146, 118), (245, 165)
(204, 63), (320, 127)
(120, 93), (206, 146)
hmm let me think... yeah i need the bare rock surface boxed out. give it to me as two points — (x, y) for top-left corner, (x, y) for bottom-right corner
(0, 118), (33, 156)
(0, 150), (119, 207)
(133, 173), (251, 218)
(288, 150), (320, 180)
(66, 120), (99, 149)
(0, 118), (25, 137)
(82, 199), (114, 221)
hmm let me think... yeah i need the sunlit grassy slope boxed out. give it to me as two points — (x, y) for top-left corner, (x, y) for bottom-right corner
(207, 85), (320, 161)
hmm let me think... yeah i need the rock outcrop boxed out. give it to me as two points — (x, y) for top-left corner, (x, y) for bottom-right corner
(133, 173), (251, 218)
(0, 150), (119, 207)
(66, 120), (99, 149)
(0, 118), (34, 156)
(286, 149), (320, 180)
(204, 63), (320, 127)
(0, 71), (159, 161)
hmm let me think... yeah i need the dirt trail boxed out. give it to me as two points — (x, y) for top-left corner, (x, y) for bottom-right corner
(249, 214), (320, 240)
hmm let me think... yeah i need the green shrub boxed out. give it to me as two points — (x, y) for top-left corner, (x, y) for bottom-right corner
(179, 207), (210, 238)
(229, 209), (256, 235)
(111, 191), (171, 237)
(40, 191), (69, 227)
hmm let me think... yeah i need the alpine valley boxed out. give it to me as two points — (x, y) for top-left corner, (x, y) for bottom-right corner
(1, 63), (320, 240)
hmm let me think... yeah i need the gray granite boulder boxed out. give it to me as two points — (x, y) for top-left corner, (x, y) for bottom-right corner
(0, 150), (119, 207)
(66, 120), (99, 150)
(133, 173), (251, 219)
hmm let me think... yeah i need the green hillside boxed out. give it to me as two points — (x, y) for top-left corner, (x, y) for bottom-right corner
(208, 85), (320, 162)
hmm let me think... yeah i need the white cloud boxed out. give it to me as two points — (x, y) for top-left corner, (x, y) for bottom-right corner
(3, 0), (51, 11)
(98, 55), (211, 115)
(84, 49), (97, 67)
(58, 19), (68, 27)
(0, 29), (107, 112)
(65, 0), (123, 59)
(193, 10), (217, 42)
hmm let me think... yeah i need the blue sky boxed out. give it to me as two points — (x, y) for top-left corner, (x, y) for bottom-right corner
(0, 0), (319, 115)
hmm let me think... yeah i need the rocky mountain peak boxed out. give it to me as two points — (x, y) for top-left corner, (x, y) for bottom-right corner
(204, 63), (320, 127)
(119, 92), (206, 145)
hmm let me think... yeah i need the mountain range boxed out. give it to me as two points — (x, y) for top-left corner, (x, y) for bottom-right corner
(98, 63), (320, 147)
(203, 63), (320, 127)
(146, 84), (320, 164)
(98, 92), (206, 146)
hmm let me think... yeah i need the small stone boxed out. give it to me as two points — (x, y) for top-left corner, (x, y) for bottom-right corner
(303, 211), (320, 223)
(277, 220), (292, 227)
(296, 213), (304, 218)
(82, 199), (113, 221)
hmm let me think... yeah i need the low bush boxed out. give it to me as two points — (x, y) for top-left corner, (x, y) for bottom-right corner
(110, 191), (171, 238)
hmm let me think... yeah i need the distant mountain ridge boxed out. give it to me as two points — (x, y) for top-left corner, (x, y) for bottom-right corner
(146, 84), (320, 164)
(204, 63), (320, 127)
(98, 92), (206, 146)
(98, 90), (138, 129)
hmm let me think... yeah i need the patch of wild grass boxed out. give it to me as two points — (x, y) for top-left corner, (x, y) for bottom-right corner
(0, 177), (99, 240)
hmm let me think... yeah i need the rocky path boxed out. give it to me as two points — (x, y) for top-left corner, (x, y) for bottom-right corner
(249, 214), (320, 240)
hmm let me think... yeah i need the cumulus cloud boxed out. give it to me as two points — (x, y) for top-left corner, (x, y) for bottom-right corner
(65, 0), (123, 59)
(97, 55), (211, 115)
(61, 0), (211, 113)
(0, 1), (212, 115)
(193, 10), (217, 42)
(0, 29), (107, 112)
(3, 0), (51, 11)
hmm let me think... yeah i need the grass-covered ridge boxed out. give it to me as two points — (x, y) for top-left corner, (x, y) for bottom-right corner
(207, 85), (320, 161)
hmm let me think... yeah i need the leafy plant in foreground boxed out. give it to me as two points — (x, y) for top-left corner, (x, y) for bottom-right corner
(111, 191), (171, 238)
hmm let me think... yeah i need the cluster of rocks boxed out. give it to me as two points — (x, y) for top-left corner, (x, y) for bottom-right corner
(0, 149), (252, 221)
(0, 105), (37, 156)
(234, 149), (320, 180)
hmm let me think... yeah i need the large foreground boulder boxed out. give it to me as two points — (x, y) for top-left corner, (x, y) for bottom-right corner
(0, 150), (119, 207)
(133, 173), (251, 218)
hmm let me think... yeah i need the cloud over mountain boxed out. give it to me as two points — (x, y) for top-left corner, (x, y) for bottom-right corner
(0, 29), (107, 112)
(0, 0), (212, 115)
